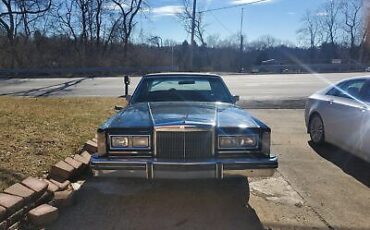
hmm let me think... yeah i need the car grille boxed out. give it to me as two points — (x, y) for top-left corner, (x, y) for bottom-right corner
(156, 131), (213, 159)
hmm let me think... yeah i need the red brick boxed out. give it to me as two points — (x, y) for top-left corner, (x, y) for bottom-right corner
(0, 193), (23, 214)
(43, 180), (59, 193)
(74, 153), (90, 165)
(28, 204), (58, 226)
(49, 180), (70, 191)
(0, 206), (6, 221)
(49, 161), (75, 182)
(21, 177), (48, 197)
(83, 140), (97, 154)
(4, 183), (36, 204)
(53, 190), (74, 208)
(64, 157), (83, 172)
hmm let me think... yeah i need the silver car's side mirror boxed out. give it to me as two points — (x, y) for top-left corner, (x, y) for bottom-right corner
(233, 95), (240, 103)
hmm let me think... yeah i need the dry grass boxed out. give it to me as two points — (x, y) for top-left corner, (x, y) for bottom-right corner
(0, 96), (124, 191)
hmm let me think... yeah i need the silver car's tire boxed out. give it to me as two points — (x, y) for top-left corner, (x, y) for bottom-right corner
(309, 114), (325, 145)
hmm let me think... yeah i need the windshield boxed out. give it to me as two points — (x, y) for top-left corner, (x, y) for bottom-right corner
(132, 76), (233, 103)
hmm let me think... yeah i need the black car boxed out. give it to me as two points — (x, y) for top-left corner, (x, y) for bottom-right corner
(90, 73), (278, 179)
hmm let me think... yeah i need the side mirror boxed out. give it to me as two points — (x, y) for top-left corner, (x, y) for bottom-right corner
(114, 105), (124, 111)
(233, 95), (240, 103)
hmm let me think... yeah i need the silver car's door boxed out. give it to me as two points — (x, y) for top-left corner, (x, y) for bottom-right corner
(317, 93), (339, 144)
(330, 97), (366, 155)
(322, 79), (367, 152)
(358, 81), (370, 162)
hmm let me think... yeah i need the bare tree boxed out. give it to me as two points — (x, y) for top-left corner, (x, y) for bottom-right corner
(250, 35), (281, 51)
(319, 0), (341, 46)
(341, 0), (363, 59)
(111, 0), (144, 57)
(148, 35), (162, 48)
(297, 10), (320, 62)
(297, 10), (320, 49)
(0, 0), (51, 66)
(95, 0), (103, 47)
(178, 0), (207, 47)
(56, 1), (79, 46)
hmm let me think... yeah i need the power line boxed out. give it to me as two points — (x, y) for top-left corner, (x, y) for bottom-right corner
(210, 11), (234, 34)
(198, 0), (269, 13)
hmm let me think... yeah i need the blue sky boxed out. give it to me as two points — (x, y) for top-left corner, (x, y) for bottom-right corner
(137, 0), (328, 45)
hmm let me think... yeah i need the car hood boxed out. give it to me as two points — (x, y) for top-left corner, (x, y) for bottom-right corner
(99, 102), (261, 130)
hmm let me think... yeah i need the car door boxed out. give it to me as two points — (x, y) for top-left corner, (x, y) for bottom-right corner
(323, 79), (367, 153)
(357, 80), (370, 162)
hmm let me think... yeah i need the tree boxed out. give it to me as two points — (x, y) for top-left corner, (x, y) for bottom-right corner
(297, 10), (320, 62)
(147, 35), (162, 48)
(178, 0), (207, 47)
(341, 0), (363, 59)
(0, 0), (51, 66)
(318, 0), (341, 57)
(111, 0), (144, 57)
(298, 10), (320, 49)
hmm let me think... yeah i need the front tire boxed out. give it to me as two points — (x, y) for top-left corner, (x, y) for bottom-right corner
(309, 114), (325, 145)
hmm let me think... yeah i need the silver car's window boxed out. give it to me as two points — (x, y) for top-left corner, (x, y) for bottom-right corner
(326, 79), (366, 100)
(360, 82), (370, 102)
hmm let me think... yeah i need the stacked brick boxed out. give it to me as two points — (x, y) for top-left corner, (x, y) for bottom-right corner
(0, 138), (95, 229)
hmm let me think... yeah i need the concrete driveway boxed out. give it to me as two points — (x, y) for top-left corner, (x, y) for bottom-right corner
(50, 109), (370, 230)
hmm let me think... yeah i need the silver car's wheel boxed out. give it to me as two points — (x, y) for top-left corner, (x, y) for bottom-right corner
(309, 114), (325, 145)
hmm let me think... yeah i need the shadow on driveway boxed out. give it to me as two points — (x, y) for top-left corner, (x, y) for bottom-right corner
(50, 178), (264, 230)
(0, 78), (87, 97)
(309, 141), (370, 187)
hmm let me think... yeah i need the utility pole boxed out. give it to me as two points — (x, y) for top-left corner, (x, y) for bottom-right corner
(190, 0), (197, 71)
(239, 8), (244, 72)
(171, 45), (174, 70)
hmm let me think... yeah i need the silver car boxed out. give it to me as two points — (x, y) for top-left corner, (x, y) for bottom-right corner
(305, 76), (370, 163)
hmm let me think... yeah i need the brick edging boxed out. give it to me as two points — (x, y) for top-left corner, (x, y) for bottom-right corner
(0, 138), (96, 229)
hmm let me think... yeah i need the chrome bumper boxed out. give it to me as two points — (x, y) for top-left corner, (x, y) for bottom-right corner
(90, 155), (278, 179)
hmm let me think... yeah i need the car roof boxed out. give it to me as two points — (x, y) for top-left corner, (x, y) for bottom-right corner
(143, 72), (221, 78)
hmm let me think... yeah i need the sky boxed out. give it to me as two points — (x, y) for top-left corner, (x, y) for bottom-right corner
(136, 0), (330, 45)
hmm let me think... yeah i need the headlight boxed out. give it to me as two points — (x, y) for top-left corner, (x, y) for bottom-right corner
(111, 136), (129, 148)
(110, 135), (150, 149)
(219, 135), (258, 149)
(132, 136), (149, 148)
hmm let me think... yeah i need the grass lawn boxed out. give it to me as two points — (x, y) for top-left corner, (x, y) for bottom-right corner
(0, 96), (124, 191)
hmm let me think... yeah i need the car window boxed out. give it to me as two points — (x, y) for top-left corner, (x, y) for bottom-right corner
(149, 79), (211, 92)
(360, 81), (370, 102)
(132, 76), (233, 103)
(326, 79), (366, 100)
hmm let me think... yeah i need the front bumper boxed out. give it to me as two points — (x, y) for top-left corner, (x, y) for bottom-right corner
(90, 155), (278, 179)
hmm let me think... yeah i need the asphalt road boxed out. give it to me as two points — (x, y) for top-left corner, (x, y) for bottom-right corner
(50, 109), (370, 230)
(0, 73), (368, 101)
